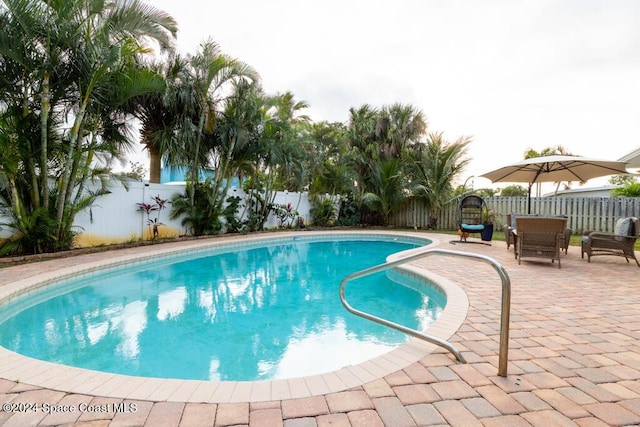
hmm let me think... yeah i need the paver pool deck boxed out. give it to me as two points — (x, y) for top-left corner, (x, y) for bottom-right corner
(0, 231), (639, 426)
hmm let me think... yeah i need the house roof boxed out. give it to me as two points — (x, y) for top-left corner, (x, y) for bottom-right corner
(619, 146), (640, 168)
(543, 185), (621, 197)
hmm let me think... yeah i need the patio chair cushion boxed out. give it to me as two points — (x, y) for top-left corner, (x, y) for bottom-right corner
(614, 217), (634, 238)
(461, 223), (484, 231)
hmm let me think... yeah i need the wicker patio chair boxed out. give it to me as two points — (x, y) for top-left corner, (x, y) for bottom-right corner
(504, 214), (515, 249)
(581, 217), (639, 267)
(561, 228), (572, 254)
(515, 216), (567, 269)
(508, 214), (571, 254)
(457, 195), (486, 242)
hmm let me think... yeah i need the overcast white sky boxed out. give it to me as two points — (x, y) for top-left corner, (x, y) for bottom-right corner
(141, 0), (640, 191)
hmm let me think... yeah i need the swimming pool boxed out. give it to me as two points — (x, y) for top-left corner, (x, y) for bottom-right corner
(0, 233), (446, 382)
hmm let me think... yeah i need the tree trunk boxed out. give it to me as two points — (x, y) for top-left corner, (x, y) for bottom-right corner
(148, 145), (162, 183)
(40, 70), (50, 209)
(55, 100), (87, 238)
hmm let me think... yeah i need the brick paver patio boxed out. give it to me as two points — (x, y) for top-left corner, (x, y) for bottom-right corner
(0, 231), (639, 426)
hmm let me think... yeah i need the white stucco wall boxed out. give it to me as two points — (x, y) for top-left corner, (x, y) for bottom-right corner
(71, 181), (315, 247)
(0, 180), (318, 248)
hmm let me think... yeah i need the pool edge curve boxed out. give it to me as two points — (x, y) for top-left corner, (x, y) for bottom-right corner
(0, 230), (469, 403)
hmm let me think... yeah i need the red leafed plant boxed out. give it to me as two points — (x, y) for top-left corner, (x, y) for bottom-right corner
(136, 195), (168, 239)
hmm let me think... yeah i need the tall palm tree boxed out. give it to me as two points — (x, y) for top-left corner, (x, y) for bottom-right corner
(345, 103), (428, 224)
(0, 0), (177, 252)
(48, 0), (176, 238)
(410, 132), (471, 229)
(306, 121), (352, 196)
(346, 104), (381, 203)
(172, 39), (259, 207)
(130, 54), (193, 183)
(212, 80), (267, 195)
(269, 92), (310, 191)
(376, 103), (428, 159)
(271, 91), (311, 124)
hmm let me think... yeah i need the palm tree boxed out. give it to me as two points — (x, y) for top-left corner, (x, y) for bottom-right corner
(410, 132), (471, 229)
(51, 1), (176, 240)
(133, 40), (260, 233)
(173, 39), (259, 207)
(167, 77), (276, 234)
(376, 103), (428, 159)
(130, 54), (193, 184)
(271, 91), (311, 124)
(240, 90), (309, 229)
(306, 121), (352, 196)
(268, 92), (310, 191)
(345, 103), (428, 224)
(0, 0), (178, 252)
(362, 157), (406, 225)
(345, 104), (382, 211)
(212, 78), (269, 218)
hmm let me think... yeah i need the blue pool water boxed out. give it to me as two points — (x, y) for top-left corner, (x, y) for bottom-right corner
(0, 235), (445, 381)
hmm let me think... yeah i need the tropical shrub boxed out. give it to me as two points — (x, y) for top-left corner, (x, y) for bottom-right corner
(336, 195), (360, 226)
(0, 207), (62, 255)
(611, 182), (640, 197)
(223, 196), (246, 233)
(310, 197), (336, 226)
(170, 181), (222, 236)
(273, 202), (299, 228)
(243, 198), (266, 231)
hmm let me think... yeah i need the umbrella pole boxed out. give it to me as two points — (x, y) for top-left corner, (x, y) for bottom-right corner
(527, 183), (533, 214)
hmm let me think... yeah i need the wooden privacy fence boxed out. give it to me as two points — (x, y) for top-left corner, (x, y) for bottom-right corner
(389, 196), (640, 234)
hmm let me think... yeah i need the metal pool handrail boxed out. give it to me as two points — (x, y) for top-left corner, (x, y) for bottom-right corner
(339, 248), (511, 377)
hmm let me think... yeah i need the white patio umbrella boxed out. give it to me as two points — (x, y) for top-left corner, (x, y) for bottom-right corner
(480, 155), (633, 213)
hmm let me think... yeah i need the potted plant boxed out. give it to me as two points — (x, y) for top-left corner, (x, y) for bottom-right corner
(481, 207), (495, 241)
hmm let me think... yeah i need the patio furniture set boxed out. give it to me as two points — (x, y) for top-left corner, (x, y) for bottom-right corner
(505, 214), (639, 268)
(474, 154), (638, 267)
(458, 196), (639, 268)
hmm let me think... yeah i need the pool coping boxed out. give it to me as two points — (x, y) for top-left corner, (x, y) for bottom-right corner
(0, 230), (469, 403)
